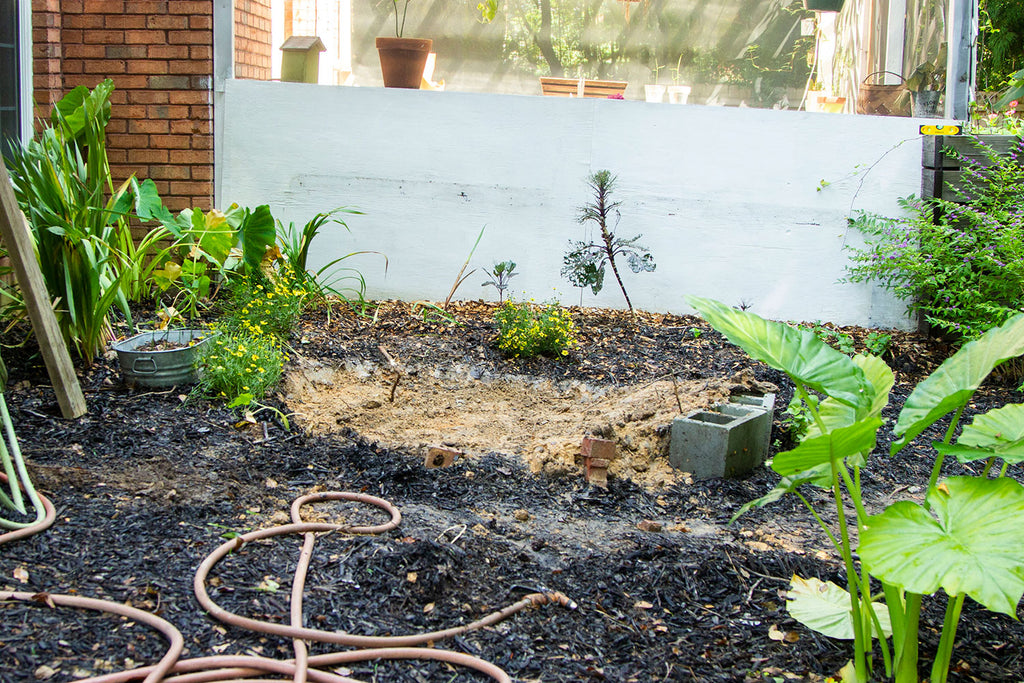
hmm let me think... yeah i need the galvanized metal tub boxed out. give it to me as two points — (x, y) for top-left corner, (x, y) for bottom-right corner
(112, 329), (213, 388)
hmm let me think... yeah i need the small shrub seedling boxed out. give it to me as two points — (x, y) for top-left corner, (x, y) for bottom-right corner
(561, 170), (655, 313)
(481, 260), (518, 303)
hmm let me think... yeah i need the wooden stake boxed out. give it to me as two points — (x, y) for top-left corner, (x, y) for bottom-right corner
(0, 163), (87, 418)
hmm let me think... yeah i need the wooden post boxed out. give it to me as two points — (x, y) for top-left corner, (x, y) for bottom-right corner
(0, 163), (87, 418)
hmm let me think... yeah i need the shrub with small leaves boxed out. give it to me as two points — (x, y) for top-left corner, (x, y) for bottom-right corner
(494, 300), (578, 358)
(194, 331), (285, 401)
(220, 273), (305, 341)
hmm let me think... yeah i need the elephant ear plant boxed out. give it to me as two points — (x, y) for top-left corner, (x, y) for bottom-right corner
(686, 296), (1024, 683)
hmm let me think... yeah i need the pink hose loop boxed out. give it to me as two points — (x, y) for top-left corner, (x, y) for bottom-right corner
(0, 472), (56, 545)
(0, 590), (184, 683)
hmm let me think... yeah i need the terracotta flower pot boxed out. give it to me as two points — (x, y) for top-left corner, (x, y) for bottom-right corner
(375, 37), (432, 89)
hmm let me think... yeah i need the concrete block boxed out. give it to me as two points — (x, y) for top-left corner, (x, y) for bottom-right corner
(729, 392), (776, 457)
(670, 403), (771, 480)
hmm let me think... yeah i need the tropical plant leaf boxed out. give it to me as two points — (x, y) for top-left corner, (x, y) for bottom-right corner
(892, 313), (1024, 454)
(772, 418), (882, 477)
(787, 575), (891, 640)
(954, 404), (1024, 463)
(686, 296), (871, 409)
(238, 205), (277, 273)
(859, 476), (1024, 617)
(806, 353), (893, 439)
(729, 463), (833, 523)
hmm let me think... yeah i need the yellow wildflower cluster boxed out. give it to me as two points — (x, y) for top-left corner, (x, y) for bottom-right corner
(494, 300), (578, 359)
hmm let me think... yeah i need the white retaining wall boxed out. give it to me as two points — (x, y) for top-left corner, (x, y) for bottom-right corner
(218, 78), (929, 329)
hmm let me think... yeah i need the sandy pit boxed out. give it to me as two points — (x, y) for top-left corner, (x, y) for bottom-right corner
(282, 356), (775, 489)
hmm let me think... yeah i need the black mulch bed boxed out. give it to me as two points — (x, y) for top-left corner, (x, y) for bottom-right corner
(2, 301), (1023, 682)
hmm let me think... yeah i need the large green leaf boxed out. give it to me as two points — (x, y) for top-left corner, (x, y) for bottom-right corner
(955, 405), (1024, 463)
(772, 417), (882, 477)
(892, 313), (1024, 454)
(130, 178), (176, 226)
(859, 476), (1024, 617)
(787, 575), (891, 640)
(806, 353), (893, 438)
(238, 204), (277, 272)
(686, 296), (870, 409)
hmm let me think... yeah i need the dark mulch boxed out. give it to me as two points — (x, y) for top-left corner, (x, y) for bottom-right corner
(1, 301), (1022, 682)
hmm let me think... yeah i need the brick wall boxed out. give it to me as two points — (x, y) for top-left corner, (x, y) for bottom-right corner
(235, 0), (272, 80)
(31, 0), (214, 214)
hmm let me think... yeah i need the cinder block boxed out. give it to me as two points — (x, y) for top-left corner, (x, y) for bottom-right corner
(670, 403), (771, 480)
(728, 392), (775, 457)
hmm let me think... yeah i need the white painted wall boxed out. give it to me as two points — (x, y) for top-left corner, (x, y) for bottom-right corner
(219, 78), (931, 329)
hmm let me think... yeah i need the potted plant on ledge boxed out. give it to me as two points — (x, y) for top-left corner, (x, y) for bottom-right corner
(376, 0), (432, 89)
(904, 45), (947, 118)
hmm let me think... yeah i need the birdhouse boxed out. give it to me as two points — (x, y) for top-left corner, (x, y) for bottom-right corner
(280, 36), (326, 84)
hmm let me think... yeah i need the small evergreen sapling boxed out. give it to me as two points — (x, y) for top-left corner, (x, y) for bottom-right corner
(561, 170), (655, 313)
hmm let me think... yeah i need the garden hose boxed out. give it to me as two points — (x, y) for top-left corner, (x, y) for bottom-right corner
(1, 490), (577, 682)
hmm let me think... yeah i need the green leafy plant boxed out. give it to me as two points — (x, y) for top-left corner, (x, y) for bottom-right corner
(688, 295), (1024, 683)
(561, 170), (655, 314)
(194, 330), (285, 402)
(275, 207), (380, 309)
(810, 321), (857, 356)
(864, 331), (892, 358)
(494, 299), (578, 358)
(481, 260), (518, 303)
(3, 80), (135, 363)
(219, 274), (305, 341)
(781, 393), (819, 443)
(845, 137), (1024, 344)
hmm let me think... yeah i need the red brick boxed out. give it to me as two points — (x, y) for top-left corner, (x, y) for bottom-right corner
(61, 0), (84, 11)
(104, 118), (128, 134)
(168, 1), (212, 14)
(151, 135), (192, 149)
(120, 104), (147, 119)
(146, 165), (191, 180)
(33, 42), (61, 59)
(188, 75), (212, 90)
(82, 30), (124, 45)
(147, 75), (190, 89)
(104, 15), (147, 29)
(129, 119), (170, 135)
(169, 149), (212, 165)
(106, 45), (148, 59)
(63, 44), (104, 59)
(190, 45), (212, 60)
(127, 60), (170, 75)
(61, 29), (84, 43)
(146, 15), (187, 30)
(62, 60), (85, 74)
(149, 104), (190, 118)
(85, 60), (127, 74)
(169, 60), (210, 75)
(107, 133), (151, 148)
(170, 119), (209, 134)
(83, 0), (125, 13)
(127, 1), (169, 14)
(64, 14), (104, 29)
(108, 90), (128, 105)
(188, 15), (212, 30)
(109, 164), (149, 179)
(109, 75), (150, 89)
(128, 149), (170, 164)
(148, 45), (189, 60)
(189, 134), (213, 149)
(189, 105), (211, 120)
(128, 90), (170, 104)
(125, 30), (165, 44)
(169, 91), (209, 105)
(167, 30), (211, 45)
(189, 165), (213, 180)
(106, 148), (127, 164)
(169, 181), (212, 196)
